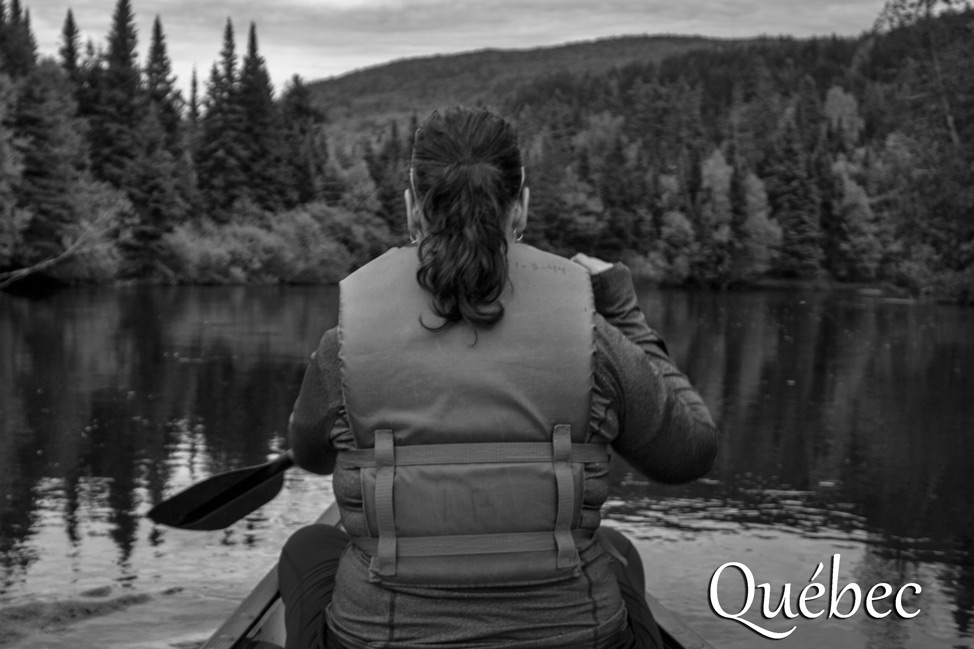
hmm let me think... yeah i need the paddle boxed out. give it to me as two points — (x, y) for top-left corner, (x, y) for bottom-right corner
(147, 451), (295, 531)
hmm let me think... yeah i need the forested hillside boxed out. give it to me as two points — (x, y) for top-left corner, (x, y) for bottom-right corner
(1, 0), (972, 302)
(308, 35), (732, 126)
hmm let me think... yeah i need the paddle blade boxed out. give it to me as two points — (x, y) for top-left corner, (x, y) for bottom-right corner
(148, 453), (293, 530)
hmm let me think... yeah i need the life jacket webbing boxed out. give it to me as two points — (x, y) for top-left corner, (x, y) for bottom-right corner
(373, 430), (396, 577)
(352, 529), (595, 558)
(336, 441), (609, 467)
(552, 425), (576, 569)
(357, 425), (599, 577)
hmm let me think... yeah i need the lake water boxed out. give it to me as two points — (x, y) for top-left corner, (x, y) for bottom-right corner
(1, 284), (972, 648)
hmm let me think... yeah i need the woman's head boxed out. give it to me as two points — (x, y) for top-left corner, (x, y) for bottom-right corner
(408, 106), (528, 331)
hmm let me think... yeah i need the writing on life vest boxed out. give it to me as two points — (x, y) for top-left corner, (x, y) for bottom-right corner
(511, 260), (568, 275)
(708, 554), (921, 640)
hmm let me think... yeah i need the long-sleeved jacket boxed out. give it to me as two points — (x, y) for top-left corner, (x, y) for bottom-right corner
(288, 260), (718, 649)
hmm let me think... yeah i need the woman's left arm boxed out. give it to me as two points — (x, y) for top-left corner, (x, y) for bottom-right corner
(288, 328), (343, 475)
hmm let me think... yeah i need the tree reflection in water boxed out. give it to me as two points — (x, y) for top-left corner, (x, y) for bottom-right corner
(0, 285), (971, 647)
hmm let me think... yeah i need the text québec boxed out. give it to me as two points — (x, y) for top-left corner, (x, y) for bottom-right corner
(708, 554), (921, 639)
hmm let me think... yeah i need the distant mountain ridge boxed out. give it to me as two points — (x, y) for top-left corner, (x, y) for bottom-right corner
(307, 34), (755, 130)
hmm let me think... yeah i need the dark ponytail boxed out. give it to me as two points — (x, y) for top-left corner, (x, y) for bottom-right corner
(411, 107), (523, 331)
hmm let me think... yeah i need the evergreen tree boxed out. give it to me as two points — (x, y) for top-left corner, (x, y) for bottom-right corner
(12, 60), (88, 262)
(90, 0), (144, 189)
(143, 15), (195, 227)
(0, 0), (37, 78)
(196, 19), (248, 221)
(365, 120), (408, 234)
(119, 105), (183, 275)
(58, 9), (80, 83)
(144, 16), (181, 151)
(238, 22), (280, 210)
(185, 67), (200, 157)
(188, 67), (200, 119)
(279, 74), (329, 207)
(794, 74), (824, 154)
(766, 121), (823, 277)
(75, 39), (105, 119)
(0, 72), (26, 268)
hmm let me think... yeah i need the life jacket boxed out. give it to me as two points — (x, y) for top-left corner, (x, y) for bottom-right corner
(335, 243), (607, 588)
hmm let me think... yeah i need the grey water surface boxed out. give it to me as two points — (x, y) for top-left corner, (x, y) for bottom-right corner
(0, 284), (971, 648)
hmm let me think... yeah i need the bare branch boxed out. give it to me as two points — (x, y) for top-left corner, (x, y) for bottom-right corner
(0, 225), (106, 290)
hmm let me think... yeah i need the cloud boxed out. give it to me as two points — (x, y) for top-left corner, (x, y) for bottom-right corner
(28, 0), (884, 93)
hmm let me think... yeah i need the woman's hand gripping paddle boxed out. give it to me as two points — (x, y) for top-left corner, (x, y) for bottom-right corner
(147, 452), (295, 530)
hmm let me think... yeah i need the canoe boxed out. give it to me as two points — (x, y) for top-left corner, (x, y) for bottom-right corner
(200, 502), (715, 649)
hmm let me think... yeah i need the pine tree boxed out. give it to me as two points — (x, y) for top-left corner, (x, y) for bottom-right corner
(794, 74), (824, 155)
(75, 39), (105, 117)
(196, 19), (248, 221)
(0, 0), (37, 78)
(12, 60), (88, 262)
(90, 0), (144, 189)
(365, 120), (408, 233)
(279, 74), (329, 208)
(0, 72), (26, 268)
(119, 105), (183, 275)
(144, 16), (181, 152)
(59, 9), (81, 83)
(184, 66), (201, 161)
(238, 22), (280, 210)
(188, 68), (200, 128)
(766, 121), (823, 278)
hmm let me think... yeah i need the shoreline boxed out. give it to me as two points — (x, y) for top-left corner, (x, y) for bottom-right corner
(0, 269), (939, 305)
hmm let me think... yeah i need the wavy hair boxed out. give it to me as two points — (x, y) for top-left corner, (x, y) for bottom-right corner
(411, 106), (523, 331)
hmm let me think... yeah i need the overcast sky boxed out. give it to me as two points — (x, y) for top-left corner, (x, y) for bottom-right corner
(29, 0), (886, 94)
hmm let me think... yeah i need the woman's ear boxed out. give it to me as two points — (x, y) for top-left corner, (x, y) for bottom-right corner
(512, 185), (529, 235)
(405, 188), (422, 239)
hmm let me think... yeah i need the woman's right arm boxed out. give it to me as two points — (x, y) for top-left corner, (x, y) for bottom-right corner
(591, 264), (718, 484)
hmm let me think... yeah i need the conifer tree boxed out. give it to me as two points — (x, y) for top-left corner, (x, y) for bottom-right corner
(75, 39), (103, 115)
(794, 75), (824, 154)
(90, 0), (144, 189)
(197, 19), (247, 221)
(279, 74), (329, 208)
(120, 105), (183, 275)
(12, 60), (88, 262)
(144, 16), (181, 152)
(238, 22), (280, 210)
(0, 72), (26, 268)
(188, 68), (200, 129)
(766, 121), (823, 278)
(58, 9), (80, 83)
(183, 67), (201, 164)
(0, 0), (37, 77)
(366, 120), (409, 233)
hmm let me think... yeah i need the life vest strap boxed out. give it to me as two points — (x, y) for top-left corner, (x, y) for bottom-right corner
(336, 441), (609, 467)
(354, 426), (598, 575)
(352, 529), (595, 558)
(552, 425), (579, 569)
(371, 429), (397, 576)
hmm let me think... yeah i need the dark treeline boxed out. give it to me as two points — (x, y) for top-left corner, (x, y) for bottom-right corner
(1, 0), (972, 302)
(343, 2), (974, 302)
(0, 0), (393, 289)
(495, 2), (973, 301)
